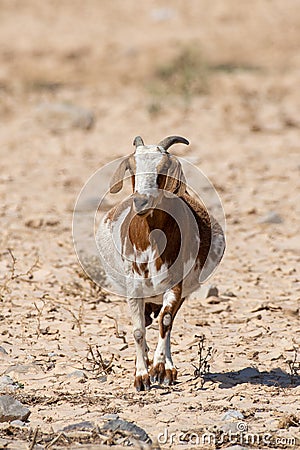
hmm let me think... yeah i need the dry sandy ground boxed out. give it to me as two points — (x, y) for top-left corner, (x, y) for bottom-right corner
(0, 1), (299, 449)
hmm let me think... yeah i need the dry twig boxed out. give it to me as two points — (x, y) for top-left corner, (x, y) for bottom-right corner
(66, 298), (84, 336)
(28, 426), (39, 450)
(192, 334), (213, 387)
(105, 314), (127, 344)
(34, 300), (46, 338)
(287, 347), (300, 385)
(0, 249), (40, 296)
(85, 344), (114, 377)
(41, 294), (84, 336)
(45, 432), (68, 449)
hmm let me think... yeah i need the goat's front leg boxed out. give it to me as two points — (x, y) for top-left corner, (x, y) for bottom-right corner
(150, 286), (184, 385)
(127, 297), (150, 391)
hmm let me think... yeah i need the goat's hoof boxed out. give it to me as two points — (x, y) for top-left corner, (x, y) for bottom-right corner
(134, 374), (151, 392)
(150, 362), (165, 384)
(150, 364), (177, 385)
(150, 363), (177, 385)
(164, 368), (177, 385)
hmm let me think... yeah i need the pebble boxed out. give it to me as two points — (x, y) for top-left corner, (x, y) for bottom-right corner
(102, 413), (119, 420)
(62, 421), (94, 432)
(0, 395), (31, 422)
(103, 419), (151, 443)
(6, 363), (40, 377)
(66, 370), (87, 380)
(10, 419), (27, 427)
(192, 284), (219, 300)
(0, 375), (17, 391)
(97, 375), (107, 383)
(258, 211), (283, 224)
(222, 410), (244, 421)
(223, 291), (237, 298)
(0, 346), (8, 355)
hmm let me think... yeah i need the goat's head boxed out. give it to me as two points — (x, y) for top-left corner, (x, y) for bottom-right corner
(110, 136), (189, 215)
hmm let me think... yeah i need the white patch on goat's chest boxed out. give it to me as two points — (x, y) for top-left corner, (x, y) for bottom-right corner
(134, 146), (164, 195)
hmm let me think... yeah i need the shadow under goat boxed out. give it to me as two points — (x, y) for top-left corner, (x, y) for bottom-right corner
(96, 136), (225, 391)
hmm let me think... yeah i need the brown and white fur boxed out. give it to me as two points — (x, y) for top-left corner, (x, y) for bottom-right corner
(96, 136), (225, 391)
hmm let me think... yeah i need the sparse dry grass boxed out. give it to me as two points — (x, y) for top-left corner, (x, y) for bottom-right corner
(192, 334), (214, 388)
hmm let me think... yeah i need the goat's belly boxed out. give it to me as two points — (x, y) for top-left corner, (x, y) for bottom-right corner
(145, 294), (163, 305)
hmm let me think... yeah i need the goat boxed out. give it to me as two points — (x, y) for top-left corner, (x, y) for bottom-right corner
(96, 136), (225, 391)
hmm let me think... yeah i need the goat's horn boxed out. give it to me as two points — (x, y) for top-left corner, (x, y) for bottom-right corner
(158, 136), (189, 150)
(133, 136), (144, 147)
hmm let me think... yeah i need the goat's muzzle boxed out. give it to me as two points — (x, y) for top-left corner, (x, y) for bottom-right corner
(133, 194), (152, 216)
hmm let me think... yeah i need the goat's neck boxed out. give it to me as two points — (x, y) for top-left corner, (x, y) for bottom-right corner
(145, 208), (172, 231)
(128, 206), (176, 253)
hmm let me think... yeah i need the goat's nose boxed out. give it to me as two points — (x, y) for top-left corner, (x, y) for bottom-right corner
(133, 196), (149, 214)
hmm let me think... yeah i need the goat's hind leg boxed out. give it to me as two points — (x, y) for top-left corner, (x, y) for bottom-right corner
(127, 297), (150, 391)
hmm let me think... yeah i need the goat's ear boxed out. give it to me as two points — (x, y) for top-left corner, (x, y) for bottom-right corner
(109, 158), (129, 193)
(164, 158), (186, 196)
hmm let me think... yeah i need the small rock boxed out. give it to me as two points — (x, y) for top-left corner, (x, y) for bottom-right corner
(0, 376), (17, 391)
(6, 364), (40, 377)
(0, 395), (31, 422)
(223, 291), (237, 298)
(97, 375), (107, 383)
(35, 102), (95, 131)
(102, 413), (119, 420)
(62, 421), (94, 432)
(198, 285), (219, 299)
(269, 350), (283, 361)
(222, 410), (244, 421)
(0, 346), (8, 355)
(103, 419), (151, 443)
(67, 370), (87, 380)
(10, 419), (27, 427)
(258, 211), (283, 224)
